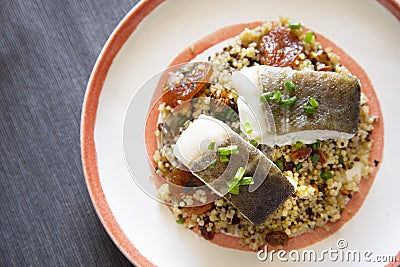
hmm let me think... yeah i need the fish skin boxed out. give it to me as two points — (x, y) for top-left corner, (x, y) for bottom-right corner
(258, 66), (360, 135)
(190, 133), (295, 226)
(233, 66), (361, 145)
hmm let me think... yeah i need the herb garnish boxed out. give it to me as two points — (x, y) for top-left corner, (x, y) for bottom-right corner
(227, 167), (254, 195)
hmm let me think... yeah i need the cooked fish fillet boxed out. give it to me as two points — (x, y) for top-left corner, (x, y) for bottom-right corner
(232, 66), (361, 146)
(174, 115), (295, 225)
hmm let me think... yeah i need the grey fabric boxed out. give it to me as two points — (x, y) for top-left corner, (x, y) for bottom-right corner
(0, 1), (139, 266)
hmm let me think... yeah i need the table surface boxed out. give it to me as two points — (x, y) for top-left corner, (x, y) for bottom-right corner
(0, 1), (139, 266)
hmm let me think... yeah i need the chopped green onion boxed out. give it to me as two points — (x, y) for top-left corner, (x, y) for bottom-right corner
(338, 155), (344, 165)
(227, 180), (238, 189)
(296, 162), (303, 171)
(295, 141), (303, 149)
(309, 97), (319, 108)
(228, 185), (240, 195)
(312, 139), (322, 150)
(288, 22), (301, 29)
(220, 155), (229, 163)
(311, 152), (320, 164)
(260, 92), (272, 103)
(271, 91), (282, 102)
(304, 105), (315, 114)
(218, 145), (239, 156)
(249, 139), (258, 147)
(234, 167), (246, 181)
(208, 141), (216, 150)
(279, 96), (297, 107)
(276, 159), (284, 171)
(321, 171), (333, 179)
(284, 80), (296, 92)
(304, 32), (314, 44)
(239, 177), (254, 186)
(178, 117), (187, 127)
(176, 217), (185, 224)
(243, 121), (253, 134)
(209, 159), (217, 170)
(227, 181), (238, 193)
(339, 208), (343, 214)
(163, 85), (170, 92)
(227, 168), (253, 195)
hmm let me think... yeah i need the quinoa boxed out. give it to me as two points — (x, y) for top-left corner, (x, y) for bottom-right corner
(154, 18), (377, 251)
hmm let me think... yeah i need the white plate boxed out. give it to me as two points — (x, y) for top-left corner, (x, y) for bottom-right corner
(81, 0), (400, 266)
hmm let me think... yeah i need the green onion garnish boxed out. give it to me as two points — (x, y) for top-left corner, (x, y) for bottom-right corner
(178, 117), (187, 127)
(243, 121), (253, 134)
(304, 105), (315, 114)
(234, 167), (246, 181)
(163, 85), (170, 92)
(271, 91), (282, 102)
(279, 96), (297, 107)
(288, 22), (301, 29)
(176, 217), (185, 224)
(227, 168), (253, 195)
(295, 162), (303, 171)
(227, 180), (240, 195)
(321, 171), (333, 179)
(304, 32), (314, 44)
(338, 155), (344, 164)
(311, 152), (320, 164)
(208, 141), (216, 150)
(295, 141), (303, 149)
(276, 159), (284, 171)
(249, 139), (258, 147)
(228, 184), (240, 195)
(284, 80), (296, 92)
(239, 177), (254, 186)
(260, 92), (272, 103)
(312, 139), (322, 150)
(309, 97), (319, 108)
(209, 159), (217, 169)
(227, 180), (238, 190)
(220, 155), (229, 163)
(218, 145), (239, 156)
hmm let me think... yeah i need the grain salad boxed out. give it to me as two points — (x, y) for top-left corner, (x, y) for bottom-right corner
(152, 18), (378, 251)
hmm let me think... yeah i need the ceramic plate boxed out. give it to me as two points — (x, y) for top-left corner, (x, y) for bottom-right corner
(81, 0), (400, 266)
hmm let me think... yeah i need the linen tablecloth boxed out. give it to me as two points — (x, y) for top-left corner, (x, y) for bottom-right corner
(0, 1), (139, 265)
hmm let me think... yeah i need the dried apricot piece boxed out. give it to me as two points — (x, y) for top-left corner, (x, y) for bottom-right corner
(165, 168), (204, 187)
(260, 26), (303, 67)
(183, 202), (213, 216)
(162, 63), (213, 108)
(265, 231), (289, 246)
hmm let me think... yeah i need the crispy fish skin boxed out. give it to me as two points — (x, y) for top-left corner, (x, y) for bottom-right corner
(258, 66), (360, 135)
(191, 134), (295, 226)
(232, 66), (361, 145)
